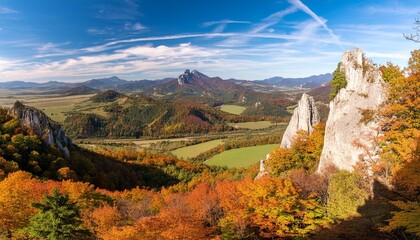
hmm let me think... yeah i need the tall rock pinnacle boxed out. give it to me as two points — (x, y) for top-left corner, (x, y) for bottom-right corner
(280, 93), (320, 149)
(317, 48), (386, 173)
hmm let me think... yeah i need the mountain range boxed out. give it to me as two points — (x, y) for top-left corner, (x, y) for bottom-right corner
(0, 71), (332, 93)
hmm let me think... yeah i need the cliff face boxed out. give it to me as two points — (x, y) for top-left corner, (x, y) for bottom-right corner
(280, 93), (320, 149)
(9, 101), (72, 158)
(256, 93), (319, 179)
(317, 48), (386, 173)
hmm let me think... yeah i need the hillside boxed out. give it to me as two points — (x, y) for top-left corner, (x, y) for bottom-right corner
(64, 90), (251, 138)
(62, 85), (96, 96)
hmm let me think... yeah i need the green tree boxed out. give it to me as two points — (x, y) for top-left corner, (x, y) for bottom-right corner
(330, 62), (347, 99)
(25, 188), (91, 240)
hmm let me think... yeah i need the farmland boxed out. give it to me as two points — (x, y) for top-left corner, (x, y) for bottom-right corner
(205, 144), (278, 168)
(171, 139), (224, 159)
(219, 104), (246, 115)
(227, 121), (277, 129)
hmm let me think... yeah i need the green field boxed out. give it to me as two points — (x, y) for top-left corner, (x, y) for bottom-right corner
(205, 144), (278, 168)
(171, 139), (224, 159)
(220, 105), (246, 115)
(228, 121), (275, 130)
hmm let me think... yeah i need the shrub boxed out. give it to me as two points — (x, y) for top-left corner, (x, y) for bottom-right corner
(330, 62), (347, 100)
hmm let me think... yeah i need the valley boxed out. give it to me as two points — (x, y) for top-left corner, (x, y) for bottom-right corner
(0, 1), (418, 238)
(0, 70), (309, 169)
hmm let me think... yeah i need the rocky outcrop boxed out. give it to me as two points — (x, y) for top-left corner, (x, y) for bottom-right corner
(177, 69), (210, 85)
(256, 94), (319, 179)
(9, 101), (72, 158)
(280, 93), (320, 149)
(317, 48), (386, 173)
(255, 154), (270, 180)
(177, 69), (192, 85)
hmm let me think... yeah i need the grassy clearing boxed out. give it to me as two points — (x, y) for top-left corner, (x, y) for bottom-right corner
(220, 105), (246, 115)
(205, 144), (277, 168)
(171, 139), (224, 159)
(228, 121), (274, 130)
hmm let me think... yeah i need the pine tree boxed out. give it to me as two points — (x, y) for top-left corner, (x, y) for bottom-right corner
(25, 188), (91, 240)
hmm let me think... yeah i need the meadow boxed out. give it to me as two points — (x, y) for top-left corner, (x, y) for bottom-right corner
(227, 121), (276, 129)
(171, 139), (224, 159)
(219, 104), (246, 115)
(205, 144), (278, 168)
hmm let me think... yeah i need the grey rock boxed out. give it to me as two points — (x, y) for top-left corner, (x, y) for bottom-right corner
(9, 101), (72, 158)
(280, 93), (320, 149)
(317, 48), (386, 173)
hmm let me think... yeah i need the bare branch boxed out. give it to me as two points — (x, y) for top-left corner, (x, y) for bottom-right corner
(404, 15), (420, 42)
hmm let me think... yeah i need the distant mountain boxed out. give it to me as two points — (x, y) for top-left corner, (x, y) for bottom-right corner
(260, 73), (333, 88)
(0, 81), (46, 89)
(116, 78), (174, 92)
(147, 69), (244, 96)
(307, 83), (333, 103)
(61, 85), (96, 96)
(79, 76), (128, 89)
(0, 72), (332, 94)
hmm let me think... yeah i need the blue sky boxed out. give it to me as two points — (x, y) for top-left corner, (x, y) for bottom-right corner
(0, 0), (418, 82)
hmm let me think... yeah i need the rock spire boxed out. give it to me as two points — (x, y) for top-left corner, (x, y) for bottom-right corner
(280, 93), (320, 149)
(317, 48), (386, 173)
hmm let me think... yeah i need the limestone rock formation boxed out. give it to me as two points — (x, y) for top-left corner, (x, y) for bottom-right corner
(256, 94), (319, 179)
(9, 101), (72, 158)
(280, 93), (320, 149)
(317, 48), (386, 173)
(255, 153), (270, 179)
(177, 69), (210, 85)
(177, 69), (192, 85)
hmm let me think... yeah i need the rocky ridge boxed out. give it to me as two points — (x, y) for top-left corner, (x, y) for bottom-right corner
(9, 101), (72, 158)
(317, 48), (386, 172)
(280, 93), (320, 149)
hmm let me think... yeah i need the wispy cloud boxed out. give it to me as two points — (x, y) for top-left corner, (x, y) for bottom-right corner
(221, 6), (297, 45)
(364, 5), (420, 15)
(95, 0), (141, 20)
(202, 20), (251, 27)
(287, 0), (341, 45)
(87, 28), (108, 35)
(0, 6), (18, 14)
(202, 19), (251, 33)
(124, 22), (147, 31)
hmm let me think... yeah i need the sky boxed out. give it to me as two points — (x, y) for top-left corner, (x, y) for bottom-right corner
(0, 0), (419, 82)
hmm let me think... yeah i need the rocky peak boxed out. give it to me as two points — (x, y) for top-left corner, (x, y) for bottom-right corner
(317, 48), (386, 173)
(280, 93), (320, 149)
(177, 69), (192, 85)
(177, 69), (209, 85)
(9, 101), (72, 158)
